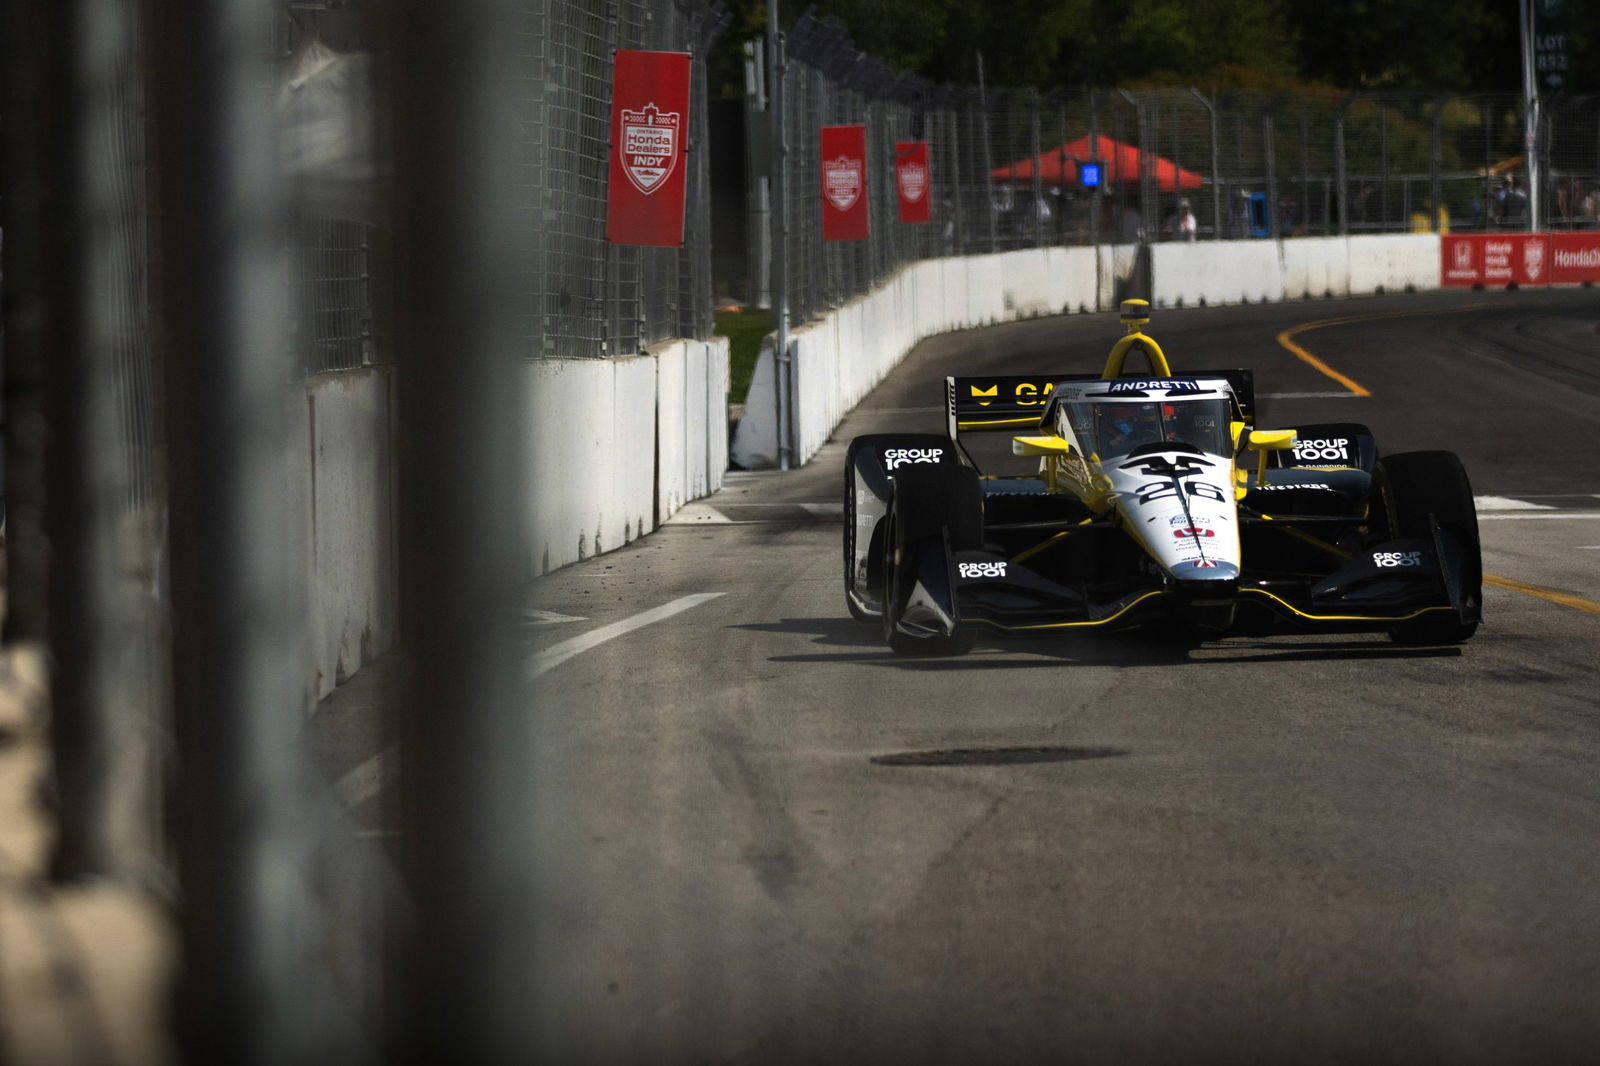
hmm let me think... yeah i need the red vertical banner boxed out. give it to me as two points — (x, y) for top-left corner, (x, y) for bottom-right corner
(894, 141), (931, 224)
(607, 50), (692, 247)
(821, 125), (869, 241)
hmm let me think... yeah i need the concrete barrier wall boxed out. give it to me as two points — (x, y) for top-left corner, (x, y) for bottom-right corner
(298, 338), (728, 702)
(734, 245), (1100, 469)
(1347, 233), (1439, 294)
(1282, 237), (1351, 299)
(528, 336), (729, 576)
(1152, 240), (1285, 307)
(304, 367), (397, 701)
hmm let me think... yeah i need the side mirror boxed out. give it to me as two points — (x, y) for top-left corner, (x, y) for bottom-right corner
(1012, 434), (1073, 457)
(1243, 428), (1297, 484)
(1245, 428), (1296, 452)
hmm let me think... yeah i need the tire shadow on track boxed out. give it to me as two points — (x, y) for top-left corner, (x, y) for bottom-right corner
(740, 617), (1466, 669)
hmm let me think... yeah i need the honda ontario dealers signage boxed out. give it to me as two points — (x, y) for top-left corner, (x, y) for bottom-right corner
(821, 127), (934, 240)
(1441, 233), (1600, 288)
(607, 50), (691, 247)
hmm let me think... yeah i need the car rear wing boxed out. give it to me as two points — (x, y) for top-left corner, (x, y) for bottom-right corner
(946, 369), (1256, 438)
(945, 374), (1100, 436)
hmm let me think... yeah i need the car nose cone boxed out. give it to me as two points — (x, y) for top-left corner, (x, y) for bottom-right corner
(1168, 560), (1240, 582)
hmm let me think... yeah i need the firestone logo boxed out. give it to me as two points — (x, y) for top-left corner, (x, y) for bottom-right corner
(825, 155), (864, 211)
(620, 103), (680, 195)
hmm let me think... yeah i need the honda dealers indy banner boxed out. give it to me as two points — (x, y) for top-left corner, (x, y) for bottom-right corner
(1441, 233), (1600, 288)
(821, 125), (870, 241)
(894, 141), (931, 224)
(607, 50), (691, 247)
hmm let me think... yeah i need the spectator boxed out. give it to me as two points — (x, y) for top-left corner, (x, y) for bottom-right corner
(1167, 198), (1197, 241)
(1502, 178), (1529, 227)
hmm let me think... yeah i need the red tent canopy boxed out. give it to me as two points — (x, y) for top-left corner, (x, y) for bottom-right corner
(991, 135), (1203, 192)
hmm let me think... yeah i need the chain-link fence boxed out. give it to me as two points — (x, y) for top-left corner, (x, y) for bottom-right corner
(532, 0), (730, 360)
(766, 12), (1600, 328)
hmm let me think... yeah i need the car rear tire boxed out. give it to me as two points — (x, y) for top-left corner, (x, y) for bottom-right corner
(882, 464), (982, 656)
(1375, 451), (1481, 645)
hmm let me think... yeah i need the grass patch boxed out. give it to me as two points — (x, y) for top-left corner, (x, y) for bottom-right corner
(715, 308), (773, 406)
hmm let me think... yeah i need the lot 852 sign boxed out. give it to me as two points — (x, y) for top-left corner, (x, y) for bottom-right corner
(607, 50), (691, 247)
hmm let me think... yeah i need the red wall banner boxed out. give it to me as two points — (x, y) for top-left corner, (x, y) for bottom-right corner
(607, 50), (691, 247)
(1440, 232), (1600, 288)
(894, 141), (931, 224)
(1550, 232), (1600, 284)
(821, 125), (869, 241)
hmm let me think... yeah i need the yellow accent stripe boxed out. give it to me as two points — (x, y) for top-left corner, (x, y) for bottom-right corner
(969, 590), (1166, 631)
(958, 416), (1039, 430)
(1011, 531), (1072, 565)
(1255, 514), (1354, 560)
(1485, 574), (1600, 615)
(1239, 587), (1450, 623)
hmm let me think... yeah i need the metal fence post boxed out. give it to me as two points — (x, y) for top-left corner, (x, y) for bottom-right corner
(1190, 89), (1220, 240)
(1430, 95), (1447, 233)
(976, 55), (997, 253)
(1030, 89), (1044, 248)
(1263, 97), (1279, 238)
(389, 0), (536, 1056)
(149, 0), (329, 1056)
(767, 0), (792, 469)
(1334, 92), (1354, 236)
(1088, 92), (1102, 248)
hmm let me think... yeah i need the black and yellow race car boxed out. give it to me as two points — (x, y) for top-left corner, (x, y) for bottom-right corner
(843, 300), (1482, 655)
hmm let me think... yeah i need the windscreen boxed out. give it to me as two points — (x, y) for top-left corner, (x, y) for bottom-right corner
(1062, 397), (1232, 459)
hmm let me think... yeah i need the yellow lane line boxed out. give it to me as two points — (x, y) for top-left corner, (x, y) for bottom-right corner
(1484, 574), (1600, 615)
(1274, 327), (1372, 396)
(1275, 303), (1500, 398)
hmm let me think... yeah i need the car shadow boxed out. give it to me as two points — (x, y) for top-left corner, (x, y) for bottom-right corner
(740, 617), (1466, 668)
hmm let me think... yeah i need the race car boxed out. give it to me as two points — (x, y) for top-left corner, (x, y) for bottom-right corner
(843, 299), (1482, 655)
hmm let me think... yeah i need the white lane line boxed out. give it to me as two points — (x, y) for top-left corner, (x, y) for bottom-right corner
(521, 608), (587, 626)
(334, 595), (725, 807)
(528, 593), (725, 681)
(800, 502), (844, 517)
(1478, 513), (1600, 521)
(335, 745), (395, 808)
(858, 405), (944, 414)
(1475, 495), (1554, 511)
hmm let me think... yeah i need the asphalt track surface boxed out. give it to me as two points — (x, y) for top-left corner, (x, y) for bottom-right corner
(526, 289), (1600, 1064)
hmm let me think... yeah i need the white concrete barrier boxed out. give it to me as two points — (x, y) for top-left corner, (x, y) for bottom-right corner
(527, 337), (729, 575)
(1151, 240), (1285, 308)
(732, 246), (1104, 469)
(1347, 233), (1439, 294)
(303, 366), (397, 700)
(1282, 236), (1351, 299)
